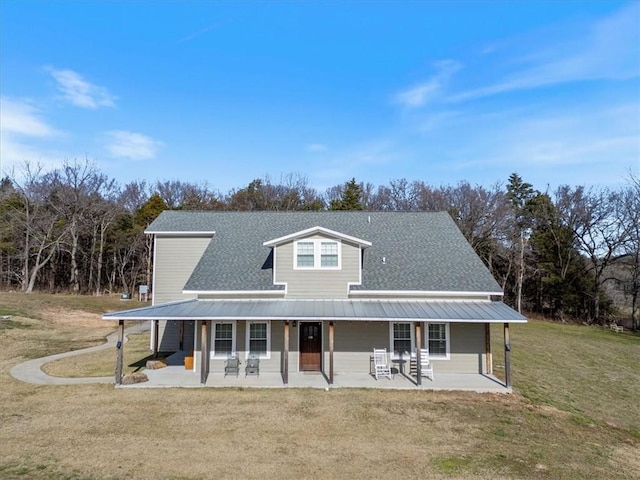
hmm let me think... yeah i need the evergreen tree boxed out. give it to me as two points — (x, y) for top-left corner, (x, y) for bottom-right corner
(330, 178), (363, 211)
(528, 193), (590, 318)
(135, 193), (168, 227)
(506, 173), (536, 313)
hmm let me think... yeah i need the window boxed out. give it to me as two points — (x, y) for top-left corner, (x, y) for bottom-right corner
(320, 241), (338, 267)
(212, 322), (235, 357)
(294, 239), (341, 269)
(246, 321), (270, 359)
(296, 242), (315, 267)
(427, 323), (450, 359)
(390, 322), (414, 358)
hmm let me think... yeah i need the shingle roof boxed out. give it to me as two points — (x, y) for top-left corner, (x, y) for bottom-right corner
(146, 211), (503, 293)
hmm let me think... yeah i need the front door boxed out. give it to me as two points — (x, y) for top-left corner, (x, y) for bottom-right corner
(299, 322), (322, 371)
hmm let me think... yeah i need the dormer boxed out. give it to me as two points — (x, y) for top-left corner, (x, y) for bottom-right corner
(263, 226), (371, 299)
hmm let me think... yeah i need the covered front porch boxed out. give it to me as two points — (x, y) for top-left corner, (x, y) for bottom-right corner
(121, 350), (512, 392)
(103, 298), (526, 391)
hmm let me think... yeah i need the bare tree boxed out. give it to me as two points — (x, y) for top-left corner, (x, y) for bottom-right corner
(120, 180), (151, 213)
(619, 174), (640, 329)
(91, 184), (122, 295)
(556, 185), (630, 321)
(48, 160), (112, 293)
(9, 163), (68, 292)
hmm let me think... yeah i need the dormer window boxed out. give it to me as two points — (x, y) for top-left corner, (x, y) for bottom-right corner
(296, 241), (315, 267)
(295, 239), (341, 269)
(320, 241), (338, 267)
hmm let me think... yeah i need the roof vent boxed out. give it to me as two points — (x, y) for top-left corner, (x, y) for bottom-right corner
(382, 256), (386, 264)
(368, 215), (371, 224)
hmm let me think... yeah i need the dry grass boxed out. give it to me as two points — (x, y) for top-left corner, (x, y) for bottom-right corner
(1, 292), (639, 479)
(42, 333), (154, 378)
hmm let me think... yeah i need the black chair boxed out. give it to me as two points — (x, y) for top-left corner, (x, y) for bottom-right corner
(225, 357), (240, 377)
(245, 356), (259, 377)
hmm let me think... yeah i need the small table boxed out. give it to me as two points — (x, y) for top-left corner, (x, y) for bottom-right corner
(392, 358), (407, 375)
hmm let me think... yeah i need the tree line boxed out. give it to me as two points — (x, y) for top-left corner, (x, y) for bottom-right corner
(1, 161), (638, 329)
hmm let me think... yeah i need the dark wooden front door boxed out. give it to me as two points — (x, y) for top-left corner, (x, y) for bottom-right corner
(299, 322), (322, 371)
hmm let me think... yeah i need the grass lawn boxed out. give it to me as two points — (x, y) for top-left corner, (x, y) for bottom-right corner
(0, 292), (638, 479)
(42, 333), (156, 378)
(492, 320), (640, 434)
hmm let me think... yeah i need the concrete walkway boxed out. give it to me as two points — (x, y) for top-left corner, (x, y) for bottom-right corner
(9, 323), (149, 385)
(9, 325), (510, 393)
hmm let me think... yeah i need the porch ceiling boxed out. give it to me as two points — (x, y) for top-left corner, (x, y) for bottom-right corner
(103, 298), (526, 323)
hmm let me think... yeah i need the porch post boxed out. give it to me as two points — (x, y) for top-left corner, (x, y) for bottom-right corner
(283, 321), (289, 385)
(200, 320), (210, 385)
(329, 321), (334, 385)
(153, 320), (159, 358)
(115, 320), (125, 385)
(484, 323), (492, 374)
(415, 322), (422, 386)
(504, 323), (511, 388)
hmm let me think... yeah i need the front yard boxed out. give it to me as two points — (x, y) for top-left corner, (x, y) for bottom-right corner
(0, 293), (638, 479)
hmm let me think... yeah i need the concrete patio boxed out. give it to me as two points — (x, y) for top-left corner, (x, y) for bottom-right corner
(122, 352), (511, 393)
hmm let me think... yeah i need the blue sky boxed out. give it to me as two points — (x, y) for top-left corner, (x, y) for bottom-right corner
(1, 1), (638, 194)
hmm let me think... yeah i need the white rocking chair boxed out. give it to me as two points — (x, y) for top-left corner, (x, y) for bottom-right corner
(373, 348), (393, 380)
(417, 348), (434, 381)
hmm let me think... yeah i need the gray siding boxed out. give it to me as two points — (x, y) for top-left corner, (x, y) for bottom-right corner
(154, 235), (211, 350)
(320, 321), (486, 375)
(193, 320), (285, 374)
(154, 235), (212, 304)
(323, 321), (388, 375)
(431, 323), (486, 374)
(275, 234), (361, 299)
(174, 320), (488, 374)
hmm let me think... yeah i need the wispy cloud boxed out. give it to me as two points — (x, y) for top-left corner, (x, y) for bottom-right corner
(307, 143), (327, 152)
(449, 3), (639, 102)
(393, 4), (639, 108)
(311, 139), (404, 188)
(0, 97), (60, 137)
(105, 130), (163, 160)
(394, 60), (461, 108)
(428, 100), (640, 189)
(0, 97), (64, 174)
(496, 103), (638, 168)
(46, 67), (116, 109)
(178, 22), (224, 44)
(384, 2), (639, 190)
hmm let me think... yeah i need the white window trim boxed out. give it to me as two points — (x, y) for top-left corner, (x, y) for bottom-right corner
(389, 322), (415, 360)
(293, 239), (342, 270)
(245, 320), (271, 359)
(211, 321), (237, 359)
(425, 322), (450, 360)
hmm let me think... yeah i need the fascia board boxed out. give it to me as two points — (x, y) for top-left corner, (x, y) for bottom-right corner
(263, 226), (372, 248)
(182, 290), (285, 296)
(144, 231), (216, 236)
(349, 290), (503, 297)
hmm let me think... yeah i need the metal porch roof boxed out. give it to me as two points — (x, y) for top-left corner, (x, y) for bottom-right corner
(103, 299), (526, 323)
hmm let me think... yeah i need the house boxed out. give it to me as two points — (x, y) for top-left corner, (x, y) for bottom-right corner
(103, 211), (526, 389)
